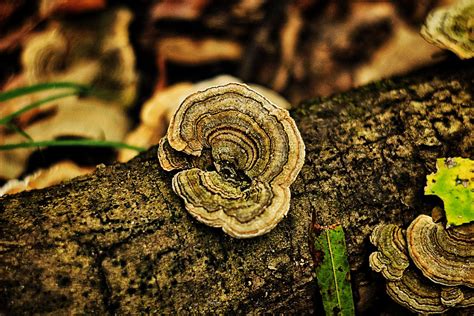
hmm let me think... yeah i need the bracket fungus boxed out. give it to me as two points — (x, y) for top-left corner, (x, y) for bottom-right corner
(406, 214), (474, 288)
(369, 224), (410, 281)
(386, 267), (474, 314)
(421, 0), (474, 59)
(369, 214), (474, 314)
(158, 83), (305, 238)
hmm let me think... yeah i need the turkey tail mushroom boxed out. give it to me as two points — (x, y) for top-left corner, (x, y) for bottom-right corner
(406, 215), (474, 288)
(421, 0), (474, 59)
(158, 83), (305, 238)
(369, 223), (410, 281)
(369, 214), (474, 314)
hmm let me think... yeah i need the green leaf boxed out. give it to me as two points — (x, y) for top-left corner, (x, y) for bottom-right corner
(0, 82), (90, 102)
(0, 139), (145, 152)
(311, 223), (355, 316)
(425, 157), (474, 226)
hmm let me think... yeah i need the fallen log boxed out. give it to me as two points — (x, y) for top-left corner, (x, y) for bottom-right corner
(1, 60), (472, 314)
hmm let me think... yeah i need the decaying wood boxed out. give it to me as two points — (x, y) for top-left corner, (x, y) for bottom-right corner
(1, 60), (472, 314)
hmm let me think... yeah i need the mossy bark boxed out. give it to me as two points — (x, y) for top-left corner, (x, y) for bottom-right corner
(1, 60), (472, 314)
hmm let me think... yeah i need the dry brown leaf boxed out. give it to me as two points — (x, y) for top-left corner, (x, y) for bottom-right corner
(40, 0), (106, 17)
(273, 4), (303, 91)
(354, 12), (443, 85)
(0, 20), (39, 52)
(22, 8), (138, 107)
(0, 161), (94, 196)
(151, 0), (210, 20)
(155, 37), (242, 88)
(0, 1), (23, 25)
(1, 8), (137, 179)
(288, 2), (443, 101)
(232, 0), (265, 18)
(157, 37), (242, 65)
(140, 82), (193, 128)
(119, 125), (164, 163)
(0, 98), (129, 179)
(250, 84), (291, 110)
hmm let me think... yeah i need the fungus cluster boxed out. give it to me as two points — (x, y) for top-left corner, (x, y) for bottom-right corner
(369, 214), (474, 313)
(421, 0), (474, 59)
(158, 83), (305, 238)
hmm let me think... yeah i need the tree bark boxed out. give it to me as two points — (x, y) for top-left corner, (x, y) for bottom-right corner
(1, 60), (473, 314)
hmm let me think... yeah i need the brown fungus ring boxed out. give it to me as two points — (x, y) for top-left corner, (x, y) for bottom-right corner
(406, 215), (474, 288)
(158, 83), (305, 238)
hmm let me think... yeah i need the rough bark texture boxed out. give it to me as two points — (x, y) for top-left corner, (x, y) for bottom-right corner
(1, 60), (473, 314)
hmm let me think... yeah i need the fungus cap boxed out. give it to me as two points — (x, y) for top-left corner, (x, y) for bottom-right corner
(158, 83), (305, 238)
(369, 223), (410, 280)
(386, 268), (449, 314)
(421, 0), (474, 59)
(406, 215), (474, 288)
(386, 267), (474, 314)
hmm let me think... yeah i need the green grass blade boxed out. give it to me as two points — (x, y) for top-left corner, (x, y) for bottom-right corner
(0, 92), (77, 125)
(0, 140), (146, 152)
(5, 123), (34, 141)
(0, 82), (90, 102)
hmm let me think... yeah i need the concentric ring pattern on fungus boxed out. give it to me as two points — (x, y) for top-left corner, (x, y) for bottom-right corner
(158, 83), (305, 238)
